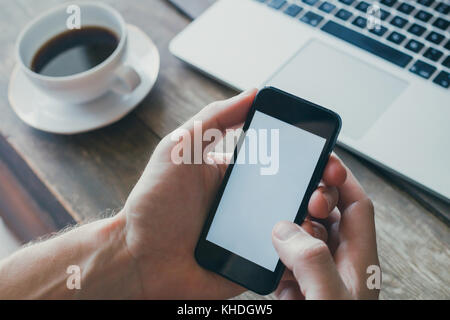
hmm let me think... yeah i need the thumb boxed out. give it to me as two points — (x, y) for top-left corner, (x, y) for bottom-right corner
(272, 221), (350, 300)
(207, 151), (233, 177)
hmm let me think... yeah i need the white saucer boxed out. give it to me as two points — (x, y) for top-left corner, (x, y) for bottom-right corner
(8, 25), (160, 134)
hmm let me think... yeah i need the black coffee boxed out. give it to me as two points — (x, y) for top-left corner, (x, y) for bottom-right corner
(31, 26), (119, 77)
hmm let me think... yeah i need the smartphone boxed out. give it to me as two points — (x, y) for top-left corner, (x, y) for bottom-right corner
(195, 87), (342, 295)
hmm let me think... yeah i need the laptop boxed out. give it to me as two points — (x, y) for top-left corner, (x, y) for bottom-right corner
(169, 0), (450, 202)
(168, 0), (217, 19)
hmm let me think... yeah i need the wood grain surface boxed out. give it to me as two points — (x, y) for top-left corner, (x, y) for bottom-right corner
(0, 134), (75, 242)
(0, 0), (448, 299)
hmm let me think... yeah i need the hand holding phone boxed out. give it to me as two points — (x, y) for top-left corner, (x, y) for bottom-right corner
(272, 165), (379, 300)
(196, 87), (342, 294)
(119, 88), (377, 299)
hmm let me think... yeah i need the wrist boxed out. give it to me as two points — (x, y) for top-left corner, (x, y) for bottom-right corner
(79, 213), (143, 299)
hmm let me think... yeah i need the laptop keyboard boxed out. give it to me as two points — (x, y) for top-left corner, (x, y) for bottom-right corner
(255, 0), (450, 88)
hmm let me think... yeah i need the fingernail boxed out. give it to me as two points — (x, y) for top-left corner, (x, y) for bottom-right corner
(273, 221), (300, 241)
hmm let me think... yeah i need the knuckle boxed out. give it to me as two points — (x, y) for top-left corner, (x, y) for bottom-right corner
(205, 101), (223, 112)
(350, 197), (375, 219)
(161, 133), (174, 144)
(160, 133), (179, 149)
(294, 239), (330, 264)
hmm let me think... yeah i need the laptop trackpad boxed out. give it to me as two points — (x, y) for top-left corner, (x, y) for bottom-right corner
(266, 40), (408, 139)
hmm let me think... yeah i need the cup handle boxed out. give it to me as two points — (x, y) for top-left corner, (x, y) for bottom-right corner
(111, 65), (141, 94)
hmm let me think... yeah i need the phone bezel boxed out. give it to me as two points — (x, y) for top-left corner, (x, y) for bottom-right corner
(195, 87), (342, 295)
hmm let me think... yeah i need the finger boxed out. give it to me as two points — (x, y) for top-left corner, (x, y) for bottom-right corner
(182, 89), (257, 135)
(300, 218), (314, 237)
(275, 280), (305, 300)
(335, 160), (377, 251)
(207, 151), (233, 165)
(207, 152), (233, 177)
(322, 154), (347, 187)
(308, 185), (339, 219)
(278, 220), (329, 298)
(272, 221), (350, 299)
(334, 155), (368, 213)
(280, 269), (296, 281)
(337, 198), (379, 299)
(321, 208), (341, 255)
(310, 221), (328, 243)
(319, 207), (341, 230)
(301, 219), (328, 242)
(164, 89), (256, 163)
(332, 159), (379, 298)
(280, 219), (328, 284)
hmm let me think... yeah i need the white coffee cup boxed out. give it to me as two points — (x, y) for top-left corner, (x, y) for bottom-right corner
(16, 2), (140, 104)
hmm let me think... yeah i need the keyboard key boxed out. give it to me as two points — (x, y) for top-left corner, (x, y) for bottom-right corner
(426, 31), (445, 45)
(380, 9), (390, 20)
(408, 23), (427, 36)
(284, 4), (303, 16)
(380, 0), (397, 7)
(409, 60), (436, 79)
(433, 71), (450, 88)
(387, 31), (406, 44)
(415, 10), (433, 22)
(319, 1), (336, 13)
(445, 40), (450, 51)
(397, 2), (415, 14)
(268, 0), (286, 9)
(356, 1), (370, 12)
(352, 16), (367, 28)
(302, 0), (318, 6)
(321, 20), (413, 67)
(338, 0), (355, 5)
(405, 39), (425, 53)
(405, 39), (425, 52)
(432, 17), (449, 31)
(417, 0), (434, 6)
(423, 47), (443, 61)
(434, 2), (449, 14)
(369, 25), (388, 36)
(300, 11), (324, 26)
(443, 56), (450, 69)
(335, 8), (353, 21)
(390, 16), (408, 28)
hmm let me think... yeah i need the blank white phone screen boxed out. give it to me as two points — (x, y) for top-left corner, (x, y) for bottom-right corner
(206, 111), (326, 271)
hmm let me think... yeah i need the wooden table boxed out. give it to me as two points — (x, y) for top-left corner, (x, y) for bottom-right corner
(0, 0), (449, 300)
